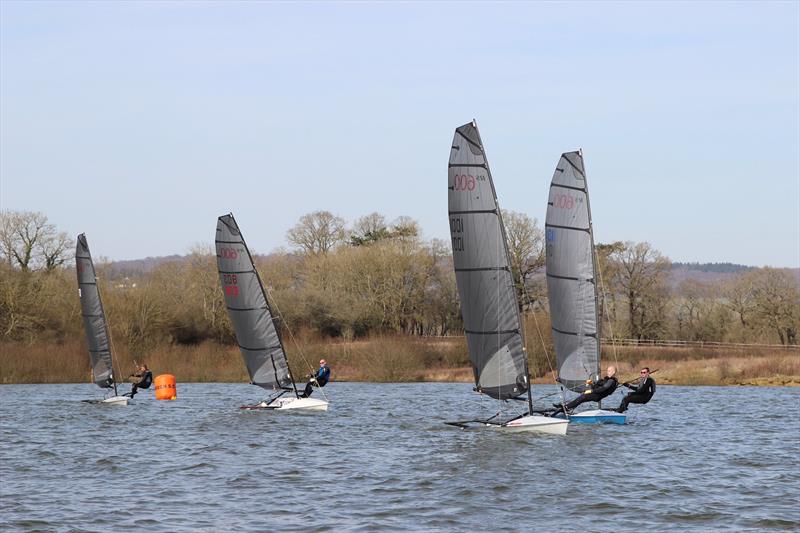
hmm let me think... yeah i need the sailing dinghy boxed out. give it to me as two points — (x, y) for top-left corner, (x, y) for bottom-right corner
(76, 234), (128, 405)
(216, 214), (328, 411)
(445, 121), (567, 436)
(545, 151), (625, 424)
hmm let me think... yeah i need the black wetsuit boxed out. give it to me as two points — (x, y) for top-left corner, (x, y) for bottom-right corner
(616, 377), (656, 412)
(560, 376), (619, 411)
(129, 370), (153, 398)
(301, 365), (330, 398)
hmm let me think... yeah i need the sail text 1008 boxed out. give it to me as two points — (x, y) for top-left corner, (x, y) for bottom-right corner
(450, 217), (465, 252)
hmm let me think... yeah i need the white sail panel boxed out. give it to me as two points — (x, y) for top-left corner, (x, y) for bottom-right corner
(447, 121), (528, 400)
(545, 151), (601, 392)
(216, 214), (294, 392)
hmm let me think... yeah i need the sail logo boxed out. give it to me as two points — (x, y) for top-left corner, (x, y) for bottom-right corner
(219, 247), (239, 259)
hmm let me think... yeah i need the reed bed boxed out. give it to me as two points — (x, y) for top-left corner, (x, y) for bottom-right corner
(0, 337), (796, 386)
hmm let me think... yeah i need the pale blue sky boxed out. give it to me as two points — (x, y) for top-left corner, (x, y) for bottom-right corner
(1, 1), (798, 266)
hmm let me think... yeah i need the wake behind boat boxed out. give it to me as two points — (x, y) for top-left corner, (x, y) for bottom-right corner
(76, 234), (129, 406)
(445, 121), (567, 436)
(544, 151), (624, 424)
(216, 214), (329, 412)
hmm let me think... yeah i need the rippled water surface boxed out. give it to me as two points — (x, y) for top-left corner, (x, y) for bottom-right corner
(1, 383), (799, 531)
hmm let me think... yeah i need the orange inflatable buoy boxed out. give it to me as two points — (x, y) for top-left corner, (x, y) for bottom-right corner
(154, 374), (177, 400)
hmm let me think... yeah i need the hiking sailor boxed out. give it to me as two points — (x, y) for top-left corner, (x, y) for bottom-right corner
(126, 364), (153, 398)
(300, 359), (330, 398)
(615, 367), (656, 413)
(554, 365), (619, 413)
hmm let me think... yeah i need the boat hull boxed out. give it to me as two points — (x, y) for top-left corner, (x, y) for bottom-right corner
(501, 415), (569, 435)
(554, 409), (626, 424)
(82, 396), (129, 406)
(241, 397), (329, 411)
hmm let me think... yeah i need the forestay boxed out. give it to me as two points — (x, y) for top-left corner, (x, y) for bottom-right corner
(76, 234), (115, 389)
(447, 121), (529, 401)
(216, 214), (295, 392)
(545, 151), (601, 392)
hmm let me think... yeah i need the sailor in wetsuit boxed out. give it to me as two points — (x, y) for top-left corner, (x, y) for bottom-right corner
(554, 366), (619, 413)
(300, 359), (331, 398)
(615, 367), (656, 412)
(127, 364), (153, 398)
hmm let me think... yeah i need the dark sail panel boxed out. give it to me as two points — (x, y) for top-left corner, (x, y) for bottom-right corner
(76, 234), (115, 389)
(216, 214), (293, 391)
(447, 121), (528, 400)
(545, 151), (601, 392)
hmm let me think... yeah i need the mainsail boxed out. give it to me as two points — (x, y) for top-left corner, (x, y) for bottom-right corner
(76, 234), (116, 391)
(545, 151), (601, 392)
(447, 121), (530, 401)
(216, 214), (296, 392)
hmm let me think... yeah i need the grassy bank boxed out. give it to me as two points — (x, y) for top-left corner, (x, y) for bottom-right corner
(0, 336), (797, 386)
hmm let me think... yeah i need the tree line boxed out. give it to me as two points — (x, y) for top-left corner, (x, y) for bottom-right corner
(1, 210), (797, 358)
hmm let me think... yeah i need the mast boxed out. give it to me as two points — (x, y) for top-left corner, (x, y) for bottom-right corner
(76, 234), (118, 395)
(448, 120), (531, 405)
(234, 214), (301, 397)
(216, 214), (299, 397)
(581, 150), (602, 380)
(472, 123), (535, 415)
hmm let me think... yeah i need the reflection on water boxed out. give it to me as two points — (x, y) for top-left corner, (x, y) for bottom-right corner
(1, 382), (798, 531)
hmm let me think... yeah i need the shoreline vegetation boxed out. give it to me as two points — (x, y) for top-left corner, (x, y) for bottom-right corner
(2, 336), (798, 387)
(1, 210), (798, 388)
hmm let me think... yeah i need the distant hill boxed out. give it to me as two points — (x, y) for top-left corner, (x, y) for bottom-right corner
(671, 262), (754, 274)
(106, 255), (186, 279)
(669, 262), (752, 289)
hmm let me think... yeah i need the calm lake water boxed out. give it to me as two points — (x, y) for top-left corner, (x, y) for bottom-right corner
(1, 382), (798, 531)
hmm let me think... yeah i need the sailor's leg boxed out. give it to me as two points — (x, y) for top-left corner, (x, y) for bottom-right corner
(616, 395), (631, 412)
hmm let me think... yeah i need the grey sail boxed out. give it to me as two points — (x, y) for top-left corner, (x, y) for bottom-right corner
(447, 121), (529, 400)
(76, 234), (116, 390)
(545, 151), (601, 392)
(216, 214), (294, 392)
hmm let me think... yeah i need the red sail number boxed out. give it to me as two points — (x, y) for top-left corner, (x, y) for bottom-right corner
(553, 194), (575, 209)
(219, 247), (238, 259)
(453, 174), (476, 191)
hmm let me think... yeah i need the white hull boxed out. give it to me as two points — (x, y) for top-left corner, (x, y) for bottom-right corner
(268, 397), (328, 411)
(242, 396), (329, 411)
(500, 415), (568, 435)
(82, 395), (128, 406)
(103, 396), (129, 406)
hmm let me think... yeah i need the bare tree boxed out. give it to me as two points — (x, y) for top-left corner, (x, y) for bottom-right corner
(390, 216), (420, 240)
(350, 212), (389, 245)
(0, 211), (70, 271)
(286, 211), (345, 255)
(502, 209), (545, 308)
(610, 241), (671, 339)
(750, 268), (799, 345)
(721, 272), (757, 328)
(39, 231), (72, 271)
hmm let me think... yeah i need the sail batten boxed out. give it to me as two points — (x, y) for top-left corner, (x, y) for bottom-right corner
(216, 214), (295, 392)
(447, 121), (529, 401)
(545, 151), (602, 392)
(76, 234), (116, 390)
